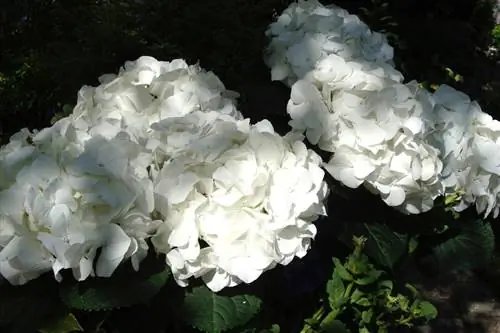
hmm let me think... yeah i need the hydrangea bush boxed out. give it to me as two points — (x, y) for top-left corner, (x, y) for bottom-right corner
(269, 0), (500, 217)
(0, 1), (497, 333)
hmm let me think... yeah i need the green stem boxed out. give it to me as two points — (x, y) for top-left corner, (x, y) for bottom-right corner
(299, 306), (326, 333)
(319, 309), (340, 328)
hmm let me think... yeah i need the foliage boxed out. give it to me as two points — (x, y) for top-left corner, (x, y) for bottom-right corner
(430, 219), (495, 271)
(183, 286), (262, 333)
(493, 24), (500, 48)
(302, 237), (437, 333)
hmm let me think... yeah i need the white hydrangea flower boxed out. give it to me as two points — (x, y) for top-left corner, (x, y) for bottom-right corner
(447, 106), (500, 218)
(316, 81), (444, 214)
(313, 54), (403, 92)
(287, 55), (403, 151)
(151, 116), (328, 292)
(427, 85), (478, 190)
(0, 128), (38, 190)
(146, 110), (250, 167)
(0, 128), (158, 285)
(70, 56), (242, 144)
(264, 0), (395, 86)
(419, 84), (500, 218)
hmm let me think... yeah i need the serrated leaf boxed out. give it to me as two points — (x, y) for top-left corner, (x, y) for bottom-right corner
(355, 270), (382, 285)
(59, 261), (170, 311)
(183, 286), (262, 333)
(432, 219), (494, 271)
(333, 258), (353, 281)
(327, 273), (346, 309)
(341, 223), (408, 270)
(38, 312), (83, 333)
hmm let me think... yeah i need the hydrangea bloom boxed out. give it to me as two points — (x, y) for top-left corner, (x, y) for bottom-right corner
(0, 128), (38, 190)
(325, 82), (445, 214)
(467, 113), (500, 218)
(150, 114), (328, 292)
(264, 0), (395, 86)
(71, 56), (242, 144)
(288, 77), (444, 214)
(287, 54), (403, 151)
(427, 85), (478, 192)
(0, 122), (159, 285)
(0, 55), (330, 291)
(430, 85), (500, 218)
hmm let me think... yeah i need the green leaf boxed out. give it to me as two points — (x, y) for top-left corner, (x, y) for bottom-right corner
(416, 301), (438, 321)
(355, 270), (383, 285)
(353, 297), (371, 307)
(405, 283), (419, 298)
(408, 237), (419, 254)
(319, 319), (349, 333)
(432, 219), (494, 271)
(350, 289), (364, 304)
(333, 258), (354, 281)
(341, 223), (409, 270)
(361, 309), (373, 324)
(38, 313), (83, 333)
(240, 325), (280, 333)
(269, 324), (280, 333)
(60, 261), (170, 311)
(359, 327), (370, 333)
(378, 280), (393, 293)
(182, 286), (262, 333)
(327, 273), (346, 309)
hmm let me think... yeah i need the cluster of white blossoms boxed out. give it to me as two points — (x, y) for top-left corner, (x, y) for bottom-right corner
(0, 111), (160, 284)
(264, 0), (396, 87)
(429, 86), (500, 218)
(3, 0), (500, 291)
(150, 115), (328, 292)
(267, 0), (500, 217)
(0, 56), (328, 291)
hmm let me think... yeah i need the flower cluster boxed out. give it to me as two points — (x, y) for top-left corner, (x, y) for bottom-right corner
(264, 0), (396, 87)
(267, 0), (500, 217)
(0, 126), (158, 285)
(0, 56), (328, 291)
(150, 115), (328, 291)
(430, 86), (500, 218)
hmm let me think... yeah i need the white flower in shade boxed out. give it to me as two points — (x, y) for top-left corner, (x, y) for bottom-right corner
(0, 128), (42, 191)
(422, 84), (500, 218)
(264, 0), (395, 86)
(427, 85), (478, 190)
(0, 129), (158, 285)
(448, 108), (500, 218)
(151, 118), (328, 292)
